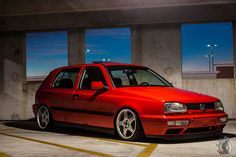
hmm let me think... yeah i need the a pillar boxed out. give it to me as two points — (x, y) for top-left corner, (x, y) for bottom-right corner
(131, 24), (182, 88)
(68, 29), (85, 65)
(0, 32), (26, 120)
(131, 26), (142, 64)
(232, 21), (236, 118)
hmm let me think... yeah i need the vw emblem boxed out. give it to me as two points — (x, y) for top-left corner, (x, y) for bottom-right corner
(200, 104), (206, 111)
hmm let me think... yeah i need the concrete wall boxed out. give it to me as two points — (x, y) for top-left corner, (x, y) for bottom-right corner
(131, 24), (182, 88)
(182, 78), (236, 118)
(0, 32), (27, 120)
(233, 21), (236, 92)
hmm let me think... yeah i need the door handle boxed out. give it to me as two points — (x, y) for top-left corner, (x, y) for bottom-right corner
(73, 94), (79, 99)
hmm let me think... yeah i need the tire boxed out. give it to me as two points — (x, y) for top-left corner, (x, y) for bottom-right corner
(36, 105), (54, 131)
(115, 108), (143, 141)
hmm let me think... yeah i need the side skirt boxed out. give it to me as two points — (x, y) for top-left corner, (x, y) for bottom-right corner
(54, 121), (115, 135)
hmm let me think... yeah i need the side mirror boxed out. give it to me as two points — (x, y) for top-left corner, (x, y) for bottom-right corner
(91, 81), (106, 90)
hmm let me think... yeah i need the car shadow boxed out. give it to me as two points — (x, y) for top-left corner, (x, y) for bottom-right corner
(3, 120), (236, 144)
(3, 119), (117, 139)
(141, 132), (236, 144)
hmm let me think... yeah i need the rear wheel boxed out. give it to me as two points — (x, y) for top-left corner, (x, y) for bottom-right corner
(115, 108), (143, 140)
(36, 106), (54, 130)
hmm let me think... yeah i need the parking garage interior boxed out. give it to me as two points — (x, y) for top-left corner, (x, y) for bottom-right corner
(0, 0), (236, 156)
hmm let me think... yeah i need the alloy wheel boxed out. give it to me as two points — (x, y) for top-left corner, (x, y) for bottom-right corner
(116, 109), (137, 140)
(37, 106), (50, 130)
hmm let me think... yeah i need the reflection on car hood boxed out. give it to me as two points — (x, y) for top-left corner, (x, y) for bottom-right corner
(114, 87), (218, 103)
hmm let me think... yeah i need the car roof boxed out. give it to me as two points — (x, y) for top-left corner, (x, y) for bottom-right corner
(54, 62), (144, 71)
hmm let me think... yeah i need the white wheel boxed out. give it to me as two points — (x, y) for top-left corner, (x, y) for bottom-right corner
(115, 109), (143, 140)
(37, 106), (53, 130)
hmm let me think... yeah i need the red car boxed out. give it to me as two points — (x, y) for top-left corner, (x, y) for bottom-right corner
(33, 62), (228, 140)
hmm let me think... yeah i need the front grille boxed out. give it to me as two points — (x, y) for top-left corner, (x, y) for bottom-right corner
(185, 103), (215, 110)
(166, 128), (183, 135)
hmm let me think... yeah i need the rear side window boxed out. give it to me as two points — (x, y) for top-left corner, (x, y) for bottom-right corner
(53, 68), (80, 89)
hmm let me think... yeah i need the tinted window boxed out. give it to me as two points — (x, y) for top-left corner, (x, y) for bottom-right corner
(53, 68), (80, 89)
(80, 67), (107, 90)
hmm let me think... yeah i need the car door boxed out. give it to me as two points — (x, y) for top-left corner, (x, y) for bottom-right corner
(48, 67), (81, 122)
(68, 66), (114, 128)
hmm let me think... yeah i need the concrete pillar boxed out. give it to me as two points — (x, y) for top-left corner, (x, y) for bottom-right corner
(232, 21), (236, 118)
(131, 24), (182, 88)
(0, 32), (27, 120)
(131, 26), (142, 64)
(68, 29), (85, 65)
(233, 22), (236, 82)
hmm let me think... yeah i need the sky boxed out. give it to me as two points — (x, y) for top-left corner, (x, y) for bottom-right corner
(26, 23), (233, 76)
(85, 28), (131, 63)
(26, 28), (131, 77)
(26, 31), (68, 76)
(182, 22), (233, 72)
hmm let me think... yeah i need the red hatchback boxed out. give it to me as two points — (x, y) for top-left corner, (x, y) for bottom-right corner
(33, 62), (228, 140)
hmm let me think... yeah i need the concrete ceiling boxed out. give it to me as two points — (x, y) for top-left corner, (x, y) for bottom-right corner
(0, 0), (236, 31)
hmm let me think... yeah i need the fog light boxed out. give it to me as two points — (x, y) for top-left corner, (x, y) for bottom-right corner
(167, 121), (176, 126)
(176, 120), (189, 126)
(167, 120), (189, 126)
(220, 117), (227, 123)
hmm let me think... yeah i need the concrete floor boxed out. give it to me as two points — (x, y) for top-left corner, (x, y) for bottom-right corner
(0, 120), (235, 157)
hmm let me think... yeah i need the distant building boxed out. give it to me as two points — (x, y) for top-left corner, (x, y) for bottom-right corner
(215, 62), (234, 78)
(183, 71), (219, 79)
(27, 75), (46, 82)
(183, 62), (234, 79)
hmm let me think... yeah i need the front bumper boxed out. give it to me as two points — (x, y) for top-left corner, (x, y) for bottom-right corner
(140, 113), (228, 137)
(146, 129), (223, 140)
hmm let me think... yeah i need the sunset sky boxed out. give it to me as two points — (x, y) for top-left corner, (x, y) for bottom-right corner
(26, 23), (233, 76)
(182, 22), (233, 72)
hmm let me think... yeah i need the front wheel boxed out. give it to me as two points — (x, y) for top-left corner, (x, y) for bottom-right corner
(115, 108), (143, 140)
(36, 105), (54, 131)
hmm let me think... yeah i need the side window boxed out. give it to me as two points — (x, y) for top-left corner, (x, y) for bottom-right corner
(80, 67), (107, 90)
(53, 68), (80, 89)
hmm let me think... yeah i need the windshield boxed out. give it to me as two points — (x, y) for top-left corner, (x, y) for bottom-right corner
(107, 66), (172, 87)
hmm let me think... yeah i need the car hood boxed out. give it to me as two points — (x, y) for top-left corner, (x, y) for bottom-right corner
(114, 86), (218, 103)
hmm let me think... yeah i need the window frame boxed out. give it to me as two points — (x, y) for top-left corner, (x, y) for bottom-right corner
(78, 66), (108, 90)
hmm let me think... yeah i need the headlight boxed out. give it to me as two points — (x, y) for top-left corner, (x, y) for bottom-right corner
(164, 102), (187, 113)
(215, 101), (224, 111)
